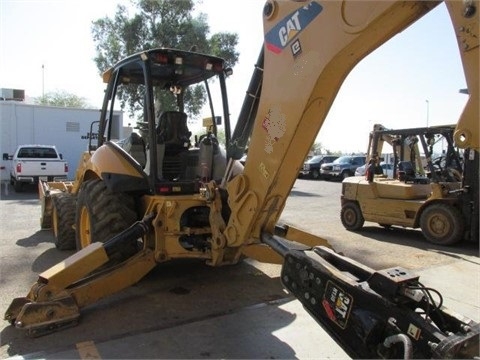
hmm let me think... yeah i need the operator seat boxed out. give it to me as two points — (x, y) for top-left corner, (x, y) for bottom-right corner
(397, 161), (429, 184)
(155, 111), (192, 180)
(397, 161), (415, 178)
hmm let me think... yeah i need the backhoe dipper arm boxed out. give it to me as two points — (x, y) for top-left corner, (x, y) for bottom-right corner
(225, 0), (440, 245)
(224, 0), (479, 244)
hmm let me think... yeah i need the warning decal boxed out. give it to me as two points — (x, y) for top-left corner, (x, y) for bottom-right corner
(322, 281), (353, 329)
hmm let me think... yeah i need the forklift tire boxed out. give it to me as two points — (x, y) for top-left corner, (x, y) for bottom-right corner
(340, 202), (364, 231)
(52, 193), (76, 250)
(420, 203), (464, 246)
(75, 179), (138, 262)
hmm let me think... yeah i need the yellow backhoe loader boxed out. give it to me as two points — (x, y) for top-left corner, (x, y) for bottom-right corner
(5, 1), (479, 358)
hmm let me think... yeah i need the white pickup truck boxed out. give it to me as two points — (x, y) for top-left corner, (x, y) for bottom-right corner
(4, 145), (69, 192)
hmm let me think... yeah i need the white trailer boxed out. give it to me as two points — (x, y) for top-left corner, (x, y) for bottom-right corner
(0, 101), (124, 181)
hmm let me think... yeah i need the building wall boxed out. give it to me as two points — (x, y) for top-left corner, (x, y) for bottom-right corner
(0, 102), (123, 181)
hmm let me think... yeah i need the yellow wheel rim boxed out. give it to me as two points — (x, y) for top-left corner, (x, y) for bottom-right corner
(428, 213), (450, 237)
(79, 206), (92, 248)
(52, 207), (59, 238)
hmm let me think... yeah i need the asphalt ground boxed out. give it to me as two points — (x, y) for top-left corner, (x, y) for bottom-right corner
(0, 179), (478, 359)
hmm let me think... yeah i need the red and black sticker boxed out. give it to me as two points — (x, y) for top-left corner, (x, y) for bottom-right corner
(322, 281), (353, 329)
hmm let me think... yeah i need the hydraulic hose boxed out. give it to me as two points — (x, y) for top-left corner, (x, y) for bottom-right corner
(383, 334), (413, 360)
(103, 213), (155, 258)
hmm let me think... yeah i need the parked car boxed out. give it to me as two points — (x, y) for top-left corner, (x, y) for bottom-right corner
(320, 155), (366, 180)
(354, 162), (394, 178)
(299, 155), (338, 179)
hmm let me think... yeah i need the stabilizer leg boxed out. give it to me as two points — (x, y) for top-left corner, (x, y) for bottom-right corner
(4, 214), (156, 337)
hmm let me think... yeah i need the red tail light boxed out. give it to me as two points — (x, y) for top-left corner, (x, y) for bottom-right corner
(16, 163), (21, 173)
(64, 163), (69, 173)
(158, 186), (170, 193)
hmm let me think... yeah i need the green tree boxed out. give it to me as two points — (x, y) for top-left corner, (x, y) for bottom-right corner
(91, 0), (239, 117)
(311, 142), (323, 154)
(35, 90), (90, 108)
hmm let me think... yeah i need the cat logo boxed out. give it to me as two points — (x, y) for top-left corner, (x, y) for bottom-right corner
(323, 281), (353, 329)
(265, 2), (323, 54)
(279, 11), (301, 47)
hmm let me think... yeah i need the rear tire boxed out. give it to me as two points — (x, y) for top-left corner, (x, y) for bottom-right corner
(52, 193), (76, 250)
(75, 179), (138, 262)
(341, 202), (364, 231)
(312, 169), (320, 180)
(420, 203), (464, 245)
(13, 180), (23, 192)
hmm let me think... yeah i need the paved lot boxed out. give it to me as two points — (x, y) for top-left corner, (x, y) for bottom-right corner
(0, 179), (478, 359)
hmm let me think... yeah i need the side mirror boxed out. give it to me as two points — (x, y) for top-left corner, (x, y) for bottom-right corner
(59, 154), (63, 159)
(2, 153), (10, 160)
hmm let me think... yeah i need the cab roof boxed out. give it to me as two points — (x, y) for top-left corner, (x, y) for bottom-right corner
(102, 48), (226, 88)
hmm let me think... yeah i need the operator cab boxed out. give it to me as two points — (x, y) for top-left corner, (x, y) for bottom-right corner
(97, 48), (234, 195)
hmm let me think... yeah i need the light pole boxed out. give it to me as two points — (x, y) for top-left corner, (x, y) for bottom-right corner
(425, 99), (429, 127)
(42, 64), (45, 98)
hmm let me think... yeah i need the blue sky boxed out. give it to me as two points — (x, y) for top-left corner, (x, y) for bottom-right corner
(0, 1), (467, 153)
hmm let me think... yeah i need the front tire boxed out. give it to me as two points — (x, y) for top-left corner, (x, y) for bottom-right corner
(420, 203), (464, 245)
(311, 169), (320, 180)
(341, 202), (364, 231)
(52, 192), (76, 250)
(75, 179), (138, 262)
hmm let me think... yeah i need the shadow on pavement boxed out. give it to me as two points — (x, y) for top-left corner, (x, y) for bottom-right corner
(1, 258), (293, 359)
(29, 247), (76, 274)
(289, 189), (322, 197)
(16, 230), (54, 248)
(359, 225), (479, 257)
(0, 183), (38, 201)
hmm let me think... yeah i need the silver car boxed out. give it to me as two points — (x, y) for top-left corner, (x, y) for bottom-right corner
(354, 162), (394, 178)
